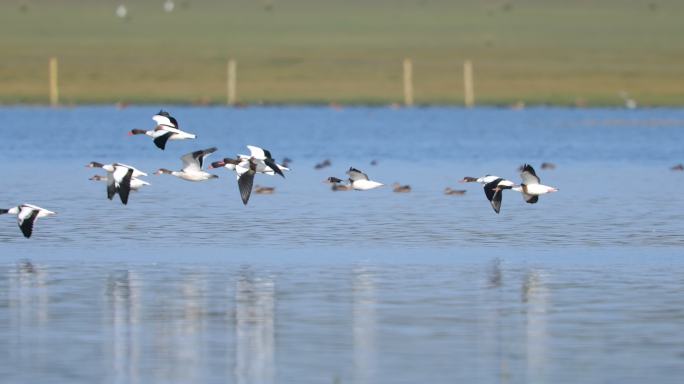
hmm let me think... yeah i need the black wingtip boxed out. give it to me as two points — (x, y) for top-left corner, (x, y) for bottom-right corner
(264, 158), (285, 178)
(521, 164), (536, 175)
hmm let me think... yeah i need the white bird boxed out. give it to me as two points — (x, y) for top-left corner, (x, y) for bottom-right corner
(86, 161), (147, 177)
(209, 147), (289, 205)
(460, 175), (502, 184)
(86, 162), (148, 205)
(208, 156), (258, 205)
(129, 110), (197, 150)
(240, 145), (289, 177)
(346, 167), (383, 190)
(0, 204), (56, 238)
(89, 175), (150, 191)
(155, 147), (219, 182)
(511, 164), (558, 204)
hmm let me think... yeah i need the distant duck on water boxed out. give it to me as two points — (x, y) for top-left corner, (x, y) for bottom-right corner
(392, 183), (411, 193)
(324, 177), (352, 191)
(315, 159), (332, 170)
(255, 186), (275, 194)
(444, 188), (466, 196)
(0, 204), (56, 238)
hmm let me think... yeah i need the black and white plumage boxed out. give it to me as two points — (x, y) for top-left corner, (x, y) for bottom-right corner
(460, 175), (501, 184)
(483, 178), (515, 214)
(246, 145), (285, 178)
(86, 162), (148, 205)
(90, 175), (150, 191)
(237, 158), (257, 205)
(208, 157), (242, 171)
(324, 176), (352, 191)
(512, 164), (558, 204)
(0, 204), (56, 238)
(210, 147), (289, 205)
(346, 167), (383, 190)
(129, 110), (197, 150)
(236, 145), (289, 177)
(155, 147), (219, 182)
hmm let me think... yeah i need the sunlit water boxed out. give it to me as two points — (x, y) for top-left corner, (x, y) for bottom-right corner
(0, 106), (683, 383)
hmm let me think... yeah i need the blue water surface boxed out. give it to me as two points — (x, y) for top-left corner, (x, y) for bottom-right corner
(0, 106), (683, 383)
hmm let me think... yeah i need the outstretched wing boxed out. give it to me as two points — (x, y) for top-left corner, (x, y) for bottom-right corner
(246, 145), (266, 160)
(152, 112), (177, 128)
(346, 167), (369, 181)
(118, 168), (134, 205)
(17, 208), (39, 238)
(483, 178), (504, 214)
(181, 147), (216, 172)
(237, 171), (255, 205)
(520, 164), (540, 185)
(106, 172), (117, 200)
(153, 132), (174, 150)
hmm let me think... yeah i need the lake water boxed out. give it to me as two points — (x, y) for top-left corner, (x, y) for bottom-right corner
(0, 106), (683, 383)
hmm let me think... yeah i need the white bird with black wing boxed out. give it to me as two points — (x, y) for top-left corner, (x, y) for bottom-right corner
(86, 162), (148, 205)
(155, 147), (219, 182)
(235, 158), (258, 205)
(346, 167), (383, 190)
(129, 110), (197, 150)
(0, 204), (56, 238)
(239, 145), (289, 177)
(512, 164), (558, 204)
(89, 175), (150, 191)
(460, 175), (502, 185)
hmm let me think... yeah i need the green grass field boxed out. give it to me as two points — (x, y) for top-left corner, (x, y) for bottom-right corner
(1, 0), (683, 106)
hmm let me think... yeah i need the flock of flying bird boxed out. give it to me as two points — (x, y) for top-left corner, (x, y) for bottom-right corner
(1, 110), (559, 239)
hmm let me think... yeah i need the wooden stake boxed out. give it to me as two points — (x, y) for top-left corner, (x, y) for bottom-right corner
(227, 59), (237, 106)
(464, 60), (474, 108)
(403, 58), (414, 107)
(49, 57), (59, 107)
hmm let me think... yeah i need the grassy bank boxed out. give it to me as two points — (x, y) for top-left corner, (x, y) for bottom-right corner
(1, 0), (683, 106)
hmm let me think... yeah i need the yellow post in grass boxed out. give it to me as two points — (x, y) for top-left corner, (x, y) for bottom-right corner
(227, 59), (237, 106)
(464, 60), (474, 108)
(403, 58), (414, 107)
(49, 57), (59, 107)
